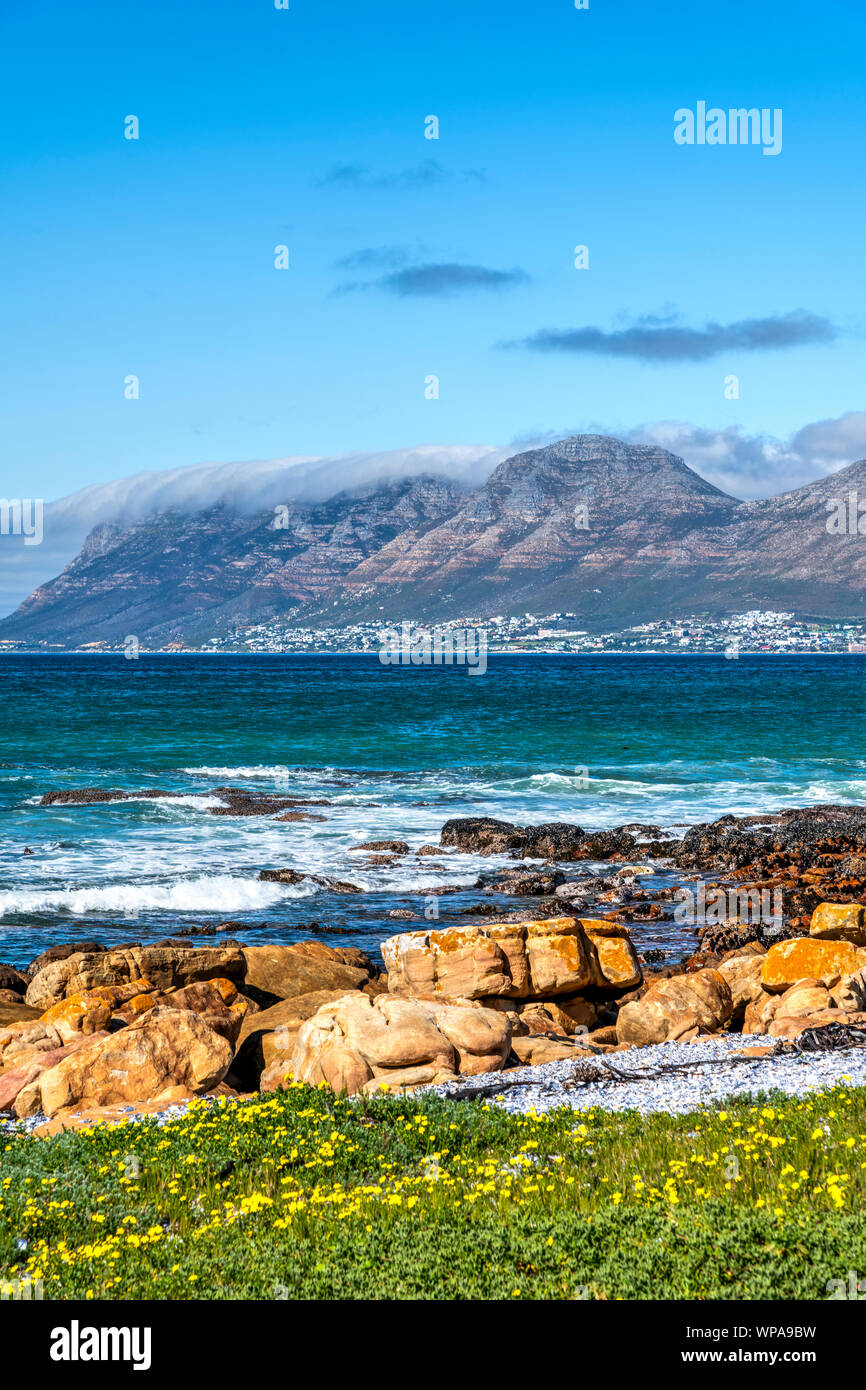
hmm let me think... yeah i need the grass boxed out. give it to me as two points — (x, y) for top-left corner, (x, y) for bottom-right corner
(2, 1079), (866, 1299)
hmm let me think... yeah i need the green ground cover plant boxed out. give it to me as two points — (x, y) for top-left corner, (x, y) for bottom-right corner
(2, 1079), (864, 1300)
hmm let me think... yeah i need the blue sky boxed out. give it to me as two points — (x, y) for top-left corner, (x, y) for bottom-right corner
(2, 0), (865, 502)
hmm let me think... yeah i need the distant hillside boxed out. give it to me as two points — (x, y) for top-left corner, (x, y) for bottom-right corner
(2, 435), (865, 644)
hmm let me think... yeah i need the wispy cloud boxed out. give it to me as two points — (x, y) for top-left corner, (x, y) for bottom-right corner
(336, 261), (530, 298)
(334, 246), (411, 271)
(317, 159), (484, 191)
(503, 310), (838, 361)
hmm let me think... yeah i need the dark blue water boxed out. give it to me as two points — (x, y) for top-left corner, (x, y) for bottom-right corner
(1, 653), (864, 968)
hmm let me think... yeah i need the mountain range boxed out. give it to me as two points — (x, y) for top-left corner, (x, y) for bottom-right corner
(3, 434), (866, 645)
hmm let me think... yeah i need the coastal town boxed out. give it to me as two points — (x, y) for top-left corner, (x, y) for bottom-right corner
(4, 608), (866, 656)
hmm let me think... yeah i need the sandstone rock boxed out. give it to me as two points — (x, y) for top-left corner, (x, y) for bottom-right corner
(720, 941), (767, 962)
(429, 999), (512, 1075)
(581, 921), (642, 989)
(235, 988), (355, 1084)
(39, 981), (153, 1044)
(0, 1063), (42, 1111)
(774, 980), (833, 1021)
(18, 1008), (232, 1119)
(524, 918), (593, 995)
(382, 927), (512, 999)
(718, 953), (766, 1021)
(361, 1064), (459, 1095)
(241, 942), (373, 1003)
(586, 1024), (619, 1046)
(761, 938), (866, 993)
(1, 1032), (110, 1112)
(517, 1000), (589, 1037)
(1, 1020), (63, 1061)
(743, 992), (780, 1035)
(616, 968), (733, 1047)
(25, 941), (105, 980)
(831, 967), (866, 1012)
(26, 945), (245, 1010)
(766, 1008), (866, 1040)
(510, 1035), (597, 1065)
(111, 992), (159, 1026)
(382, 918), (640, 1002)
(158, 979), (250, 1045)
(289, 993), (510, 1096)
(809, 902), (866, 946)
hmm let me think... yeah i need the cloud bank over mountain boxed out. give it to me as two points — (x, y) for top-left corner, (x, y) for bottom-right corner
(3, 412), (866, 619)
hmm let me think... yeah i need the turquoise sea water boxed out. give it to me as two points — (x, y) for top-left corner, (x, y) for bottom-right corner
(1, 653), (865, 968)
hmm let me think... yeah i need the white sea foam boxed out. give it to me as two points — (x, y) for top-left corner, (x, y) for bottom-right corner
(182, 766), (291, 780)
(24, 793), (228, 811)
(0, 874), (312, 917)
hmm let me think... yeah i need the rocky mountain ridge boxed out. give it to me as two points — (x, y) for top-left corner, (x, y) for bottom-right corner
(3, 434), (866, 644)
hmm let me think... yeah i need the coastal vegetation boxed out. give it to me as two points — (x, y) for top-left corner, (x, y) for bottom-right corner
(3, 1079), (865, 1300)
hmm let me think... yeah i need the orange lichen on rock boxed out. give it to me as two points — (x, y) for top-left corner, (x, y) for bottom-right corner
(761, 937), (866, 992)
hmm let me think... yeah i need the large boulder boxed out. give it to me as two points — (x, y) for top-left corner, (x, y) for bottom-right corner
(524, 919), (594, 995)
(381, 918), (640, 1002)
(832, 966), (866, 1012)
(744, 973), (866, 1035)
(616, 968), (733, 1046)
(25, 944), (245, 1010)
(156, 979), (251, 1045)
(581, 921), (643, 989)
(241, 942), (375, 1004)
(0, 1032), (110, 1112)
(809, 902), (866, 946)
(288, 993), (510, 1096)
(1, 1020), (65, 1069)
(234, 988), (355, 1085)
(717, 953), (767, 1022)
(15, 1007), (232, 1119)
(761, 938), (866, 993)
(25, 941), (105, 980)
(766, 1008), (866, 1040)
(39, 981), (152, 1043)
(439, 817), (524, 854)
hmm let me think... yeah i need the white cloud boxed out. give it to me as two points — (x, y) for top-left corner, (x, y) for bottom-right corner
(0, 445), (510, 616)
(626, 412), (866, 499)
(3, 415), (866, 618)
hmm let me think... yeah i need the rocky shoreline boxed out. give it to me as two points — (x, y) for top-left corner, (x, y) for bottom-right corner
(5, 801), (866, 1134)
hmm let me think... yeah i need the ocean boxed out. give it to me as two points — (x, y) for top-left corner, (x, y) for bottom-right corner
(1, 652), (865, 970)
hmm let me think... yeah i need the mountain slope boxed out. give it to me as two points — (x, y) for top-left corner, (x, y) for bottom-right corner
(3, 435), (866, 644)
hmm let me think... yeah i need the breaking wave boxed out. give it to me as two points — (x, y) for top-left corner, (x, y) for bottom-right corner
(0, 874), (312, 918)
